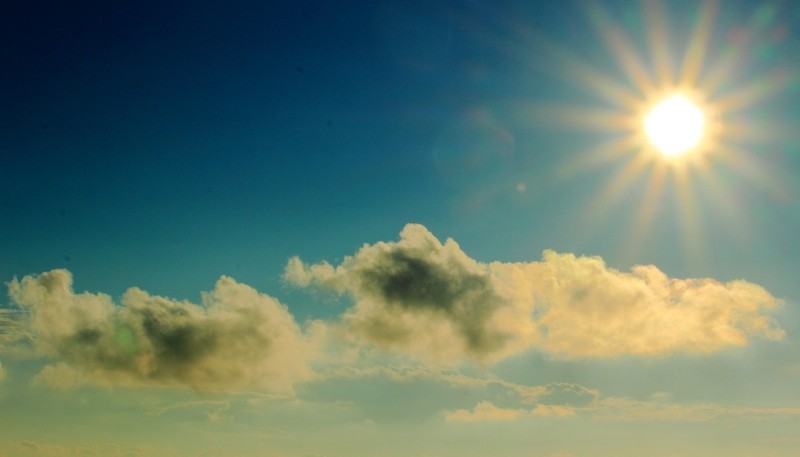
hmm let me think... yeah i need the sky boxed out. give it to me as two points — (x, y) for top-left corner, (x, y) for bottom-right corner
(2, 0), (800, 456)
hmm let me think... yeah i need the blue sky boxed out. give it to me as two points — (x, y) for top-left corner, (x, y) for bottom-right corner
(2, 1), (800, 456)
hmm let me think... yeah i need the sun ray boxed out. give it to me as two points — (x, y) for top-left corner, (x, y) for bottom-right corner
(585, 1), (655, 97)
(643, 1), (674, 89)
(580, 149), (651, 225)
(678, 0), (718, 88)
(455, 5), (644, 112)
(557, 134), (644, 179)
(672, 165), (708, 269)
(531, 104), (634, 132)
(695, 165), (754, 245)
(544, 43), (643, 111)
(712, 68), (790, 113)
(621, 160), (669, 263)
(643, 0), (674, 89)
(719, 143), (789, 201)
(700, 3), (781, 97)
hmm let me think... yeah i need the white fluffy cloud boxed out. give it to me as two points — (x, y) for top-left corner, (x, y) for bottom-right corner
(285, 223), (784, 362)
(285, 223), (538, 362)
(494, 250), (785, 357)
(8, 270), (316, 392)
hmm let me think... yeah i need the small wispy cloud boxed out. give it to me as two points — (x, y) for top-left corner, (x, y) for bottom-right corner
(7, 441), (182, 457)
(319, 364), (596, 406)
(531, 404), (577, 417)
(443, 401), (577, 423)
(589, 395), (800, 422)
(30, 362), (86, 390)
(0, 308), (34, 357)
(444, 401), (525, 422)
(144, 399), (233, 423)
(443, 390), (800, 424)
(549, 450), (575, 457)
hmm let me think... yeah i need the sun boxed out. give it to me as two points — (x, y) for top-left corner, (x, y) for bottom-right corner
(494, 0), (795, 266)
(644, 94), (705, 158)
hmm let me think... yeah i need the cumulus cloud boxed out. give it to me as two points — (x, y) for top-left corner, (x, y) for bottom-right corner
(285, 224), (538, 363)
(8, 270), (316, 392)
(497, 250), (785, 356)
(285, 223), (783, 362)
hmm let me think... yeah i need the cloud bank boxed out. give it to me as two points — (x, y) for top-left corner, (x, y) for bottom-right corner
(4, 223), (785, 389)
(8, 270), (315, 392)
(286, 223), (783, 362)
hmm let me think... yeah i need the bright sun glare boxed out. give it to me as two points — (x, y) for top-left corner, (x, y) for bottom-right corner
(644, 94), (705, 157)
(513, 0), (793, 265)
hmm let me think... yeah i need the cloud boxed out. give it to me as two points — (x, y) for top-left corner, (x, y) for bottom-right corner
(497, 251), (785, 357)
(442, 391), (800, 424)
(589, 395), (800, 422)
(31, 362), (87, 390)
(104, 348), (791, 428)
(284, 224), (538, 363)
(531, 404), (576, 417)
(304, 360), (601, 425)
(444, 401), (575, 423)
(0, 309), (33, 356)
(549, 451), (575, 457)
(320, 364), (597, 408)
(144, 399), (233, 423)
(444, 401), (525, 422)
(8, 269), (316, 392)
(0, 360), (5, 382)
(286, 223), (784, 362)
